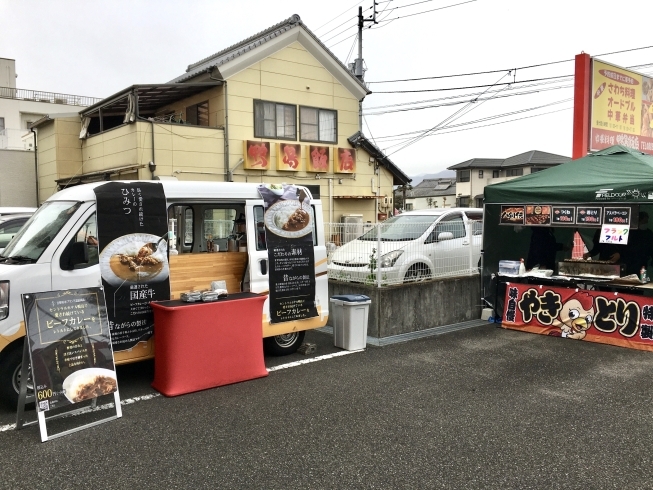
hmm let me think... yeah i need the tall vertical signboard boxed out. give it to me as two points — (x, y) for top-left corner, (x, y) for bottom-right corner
(94, 182), (171, 351)
(573, 54), (653, 158)
(257, 184), (318, 323)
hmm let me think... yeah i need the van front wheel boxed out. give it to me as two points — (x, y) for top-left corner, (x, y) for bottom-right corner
(263, 331), (306, 356)
(0, 345), (33, 409)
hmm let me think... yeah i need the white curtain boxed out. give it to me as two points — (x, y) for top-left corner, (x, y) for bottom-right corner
(123, 93), (136, 124)
(319, 110), (336, 142)
(79, 117), (91, 139)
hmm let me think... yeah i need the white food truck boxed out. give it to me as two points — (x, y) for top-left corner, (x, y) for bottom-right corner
(0, 181), (329, 406)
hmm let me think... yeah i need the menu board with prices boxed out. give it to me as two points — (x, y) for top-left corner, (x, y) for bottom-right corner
(21, 288), (117, 413)
(576, 207), (603, 226)
(603, 207), (632, 226)
(551, 206), (576, 225)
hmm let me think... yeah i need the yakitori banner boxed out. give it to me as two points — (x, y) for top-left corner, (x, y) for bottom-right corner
(502, 282), (653, 351)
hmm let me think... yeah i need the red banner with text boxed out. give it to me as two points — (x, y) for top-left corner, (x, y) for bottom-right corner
(502, 282), (653, 352)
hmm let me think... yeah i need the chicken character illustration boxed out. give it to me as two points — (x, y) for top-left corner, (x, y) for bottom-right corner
(552, 291), (595, 340)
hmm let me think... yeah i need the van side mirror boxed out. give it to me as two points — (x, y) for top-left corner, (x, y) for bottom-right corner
(437, 231), (454, 241)
(60, 241), (89, 270)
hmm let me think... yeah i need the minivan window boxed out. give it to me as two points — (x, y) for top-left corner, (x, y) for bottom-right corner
(359, 214), (442, 242)
(1, 201), (81, 261)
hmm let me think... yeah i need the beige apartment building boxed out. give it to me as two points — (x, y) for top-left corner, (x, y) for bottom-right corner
(448, 150), (570, 208)
(32, 15), (409, 225)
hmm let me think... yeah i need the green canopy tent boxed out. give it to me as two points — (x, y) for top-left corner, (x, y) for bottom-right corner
(481, 145), (653, 311)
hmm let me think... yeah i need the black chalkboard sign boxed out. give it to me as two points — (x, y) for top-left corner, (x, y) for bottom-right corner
(603, 207), (631, 226)
(551, 206), (576, 225)
(21, 288), (117, 412)
(576, 206), (602, 226)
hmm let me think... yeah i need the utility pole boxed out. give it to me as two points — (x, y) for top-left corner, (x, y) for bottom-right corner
(354, 3), (378, 81)
(354, 2), (377, 130)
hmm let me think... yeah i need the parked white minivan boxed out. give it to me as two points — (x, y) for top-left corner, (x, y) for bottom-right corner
(328, 208), (483, 284)
(0, 181), (328, 406)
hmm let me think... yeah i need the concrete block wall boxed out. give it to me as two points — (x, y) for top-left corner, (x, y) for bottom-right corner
(0, 149), (37, 206)
(328, 275), (482, 338)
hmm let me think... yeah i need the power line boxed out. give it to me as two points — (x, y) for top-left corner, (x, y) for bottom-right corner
(387, 70), (512, 155)
(314, 0), (365, 32)
(370, 0), (477, 27)
(380, 99), (573, 149)
(367, 45), (653, 84)
(374, 74), (571, 94)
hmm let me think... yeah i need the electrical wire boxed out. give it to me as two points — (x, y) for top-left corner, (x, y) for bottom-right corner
(314, 0), (365, 32)
(368, 45), (653, 84)
(369, 0), (477, 27)
(387, 70), (512, 155)
(379, 99), (573, 149)
(373, 74), (570, 94)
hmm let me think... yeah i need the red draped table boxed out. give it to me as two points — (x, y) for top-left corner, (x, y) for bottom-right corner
(151, 293), (268, 396)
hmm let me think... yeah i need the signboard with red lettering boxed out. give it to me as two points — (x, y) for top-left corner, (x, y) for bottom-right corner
(590, 59), (653, 155)
(502, 282), (653, 351)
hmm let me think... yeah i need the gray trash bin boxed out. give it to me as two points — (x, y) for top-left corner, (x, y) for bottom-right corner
(330, 294), (371, 351)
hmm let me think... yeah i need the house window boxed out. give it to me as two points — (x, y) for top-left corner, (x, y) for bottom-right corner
(457, 196), (470, 207)
(299, 106), (337, 143)
(507, 168), (524, 177)
(478, 170), (484, 178)
(531, 167), (544, 173)
(0, 117), (4, 134)
(457, 170), (470, 183)
(492, 170), (500, 178)
(186, 101), (209, 126)
(254, 100), (296, 140)
(405, 203), (413, 211)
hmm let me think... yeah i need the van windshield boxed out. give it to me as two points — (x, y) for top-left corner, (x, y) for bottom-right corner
(359, 214), (442, 241)
(1, 201), (81, 262)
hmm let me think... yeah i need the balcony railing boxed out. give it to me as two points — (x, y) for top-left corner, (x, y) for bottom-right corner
(0, 86), (101, 107)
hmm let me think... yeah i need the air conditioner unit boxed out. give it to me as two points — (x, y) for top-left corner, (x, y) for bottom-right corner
(340, 214), (364, 243)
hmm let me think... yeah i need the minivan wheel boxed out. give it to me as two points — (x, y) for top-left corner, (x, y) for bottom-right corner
(263, 331), (306, 356)
(0, 346), (33, 408)
(404, 263), (430, 282)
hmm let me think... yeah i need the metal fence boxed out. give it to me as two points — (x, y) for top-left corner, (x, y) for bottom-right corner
(0, 86), (101, 107)
(325, 219), (482, 287)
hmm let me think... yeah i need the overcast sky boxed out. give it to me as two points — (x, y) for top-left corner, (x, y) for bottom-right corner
(1, 0), (650, 178)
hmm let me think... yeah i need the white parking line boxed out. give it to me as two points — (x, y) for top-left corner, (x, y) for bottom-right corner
(0, 393), (161, 433)
(1, 350), (363, 433)
(267, 349), (363, 371)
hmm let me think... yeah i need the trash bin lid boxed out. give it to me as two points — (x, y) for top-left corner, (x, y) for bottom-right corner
(330, 294), (370, 302)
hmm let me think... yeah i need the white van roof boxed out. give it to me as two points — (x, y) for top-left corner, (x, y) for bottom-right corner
(0, 207), (37, 216)
(46, 181), (315, 202)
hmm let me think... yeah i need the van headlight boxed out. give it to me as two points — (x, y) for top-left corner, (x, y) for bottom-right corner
(0, 281), (8, 321)
(380, 250), (403, 268)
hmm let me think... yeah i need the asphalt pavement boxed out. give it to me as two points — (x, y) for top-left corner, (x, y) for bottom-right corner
(2, 325), (653, 489)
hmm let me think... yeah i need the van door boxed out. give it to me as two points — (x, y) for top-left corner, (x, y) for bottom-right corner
(245, 200), (269, 295)
(51, 206), (102, 291)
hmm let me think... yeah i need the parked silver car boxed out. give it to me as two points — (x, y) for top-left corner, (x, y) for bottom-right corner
(0, 213), (33, 253)
(328, 208), (483, 284)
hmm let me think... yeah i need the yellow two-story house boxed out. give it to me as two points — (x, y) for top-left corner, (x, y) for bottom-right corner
(32, 14), (409, 227)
